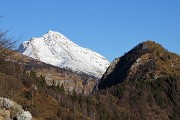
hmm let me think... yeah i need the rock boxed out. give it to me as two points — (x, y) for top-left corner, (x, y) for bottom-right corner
(17, 111), (32, 120)
(0, 97), (32, 120)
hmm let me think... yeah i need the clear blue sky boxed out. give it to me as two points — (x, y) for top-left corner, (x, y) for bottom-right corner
(0, 0), (179, 61)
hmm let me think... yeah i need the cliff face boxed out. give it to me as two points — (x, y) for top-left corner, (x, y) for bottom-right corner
(24, 60), (97, 95)
(99, 40), (180, 89)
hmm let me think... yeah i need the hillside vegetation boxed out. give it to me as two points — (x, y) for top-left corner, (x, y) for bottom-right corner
(98, 40), (180, 119)
(0, 40), (180, 120)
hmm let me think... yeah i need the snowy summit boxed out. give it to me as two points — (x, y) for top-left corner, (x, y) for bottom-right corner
(18, 30), (110, 79)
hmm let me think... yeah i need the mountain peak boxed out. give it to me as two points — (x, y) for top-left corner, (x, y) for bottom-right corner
(143, 40), (155, 44)
(128, 40), (166, 57)
(43, 30), (67, 40)
(141, 40), (163, 51)
(47, 30), (57, 33)
(142, 40), (157, 48)
(46, 30), (63, 36)
(18, 31), (110, 79)
(99, 41), (180, 89)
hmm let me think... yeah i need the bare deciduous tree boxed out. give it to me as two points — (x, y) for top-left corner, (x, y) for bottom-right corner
(0, 16), (18, 61)
(0, 30), (17, 60)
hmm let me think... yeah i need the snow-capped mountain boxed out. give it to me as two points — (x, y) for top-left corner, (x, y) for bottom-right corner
(18, 30), (110, 79)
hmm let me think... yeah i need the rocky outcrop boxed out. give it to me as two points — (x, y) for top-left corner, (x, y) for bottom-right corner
(24, 60), (97, 95)
(0, 97), (32, 120)
(101, 57), (120, 80)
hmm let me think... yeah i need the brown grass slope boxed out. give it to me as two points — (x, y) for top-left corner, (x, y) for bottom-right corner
(0, 59), (97, 120)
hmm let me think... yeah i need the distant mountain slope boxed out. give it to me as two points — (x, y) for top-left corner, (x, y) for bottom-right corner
(18, 30), (109, 79)
(99, 40), (180, 89)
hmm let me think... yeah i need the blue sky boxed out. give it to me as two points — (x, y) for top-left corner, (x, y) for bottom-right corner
(0, 0), (179, 61)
